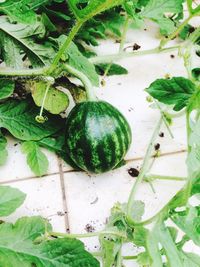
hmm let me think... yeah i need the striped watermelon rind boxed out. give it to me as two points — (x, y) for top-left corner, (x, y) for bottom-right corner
(65, 101), (132, 173)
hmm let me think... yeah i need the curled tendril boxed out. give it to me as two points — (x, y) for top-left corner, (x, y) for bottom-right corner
(35, 115), (48, 124)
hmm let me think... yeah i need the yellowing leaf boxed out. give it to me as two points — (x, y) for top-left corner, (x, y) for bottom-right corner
(31, 81), (69, 115)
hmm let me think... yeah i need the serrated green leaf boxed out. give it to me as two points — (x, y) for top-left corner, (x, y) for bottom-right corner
(31, 81), (69, 114)
(51, 36), (99, 86)
(22, 141), (49, 176)
(140, 0), (184, 35)
(0, 216), (99, 267)
(67, 41), (99, 87)
(0, 133), (8, 166)
(171, 206), (200, 246)
(95, 63), (128, 76)
(0, 16), (54, 68)
(146, 77), (196, 111)
(0, 185), (26, 216)
(0, 99), (65, 141)
(140, 0), (184, 19)
(68, 0), (123, 21)
(0, 79), (15, 100)
(0, 0), (37, 24)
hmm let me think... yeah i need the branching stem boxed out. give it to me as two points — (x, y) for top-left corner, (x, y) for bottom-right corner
(47, 20), (83, 74)
(126, 116), (163, 224)
(90, 45), (179, 64)
(63, 63), (97, 101)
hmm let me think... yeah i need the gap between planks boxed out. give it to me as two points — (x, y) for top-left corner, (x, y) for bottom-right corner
(58, 157), (71, 233)
(0, 148), (187, 185)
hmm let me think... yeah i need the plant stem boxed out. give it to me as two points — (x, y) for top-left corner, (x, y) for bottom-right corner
(102, 16), (129, 79)
(63, 63), (97, 101)
(186, 0), (193, 15)
(186, 110), (191, 153)
(145, 174), (187, 182)
(90, 45), (179, 64)
(91, 251), (103, 257)
(116, 249), (122, 267)
(123, 255), (138, 260)
(49, 230), (127, 239)
(50, 231), (100, 239)
(47, 20), (83, 74)
(119, 16), (130, 52)
(155, 101), (174, 139)
(126, 116), (163, 224)
(39, 83), (51, 117)
(0, 67), (46, 77)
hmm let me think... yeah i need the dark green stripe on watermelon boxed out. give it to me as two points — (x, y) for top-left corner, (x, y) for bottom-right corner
(65, 101), (132, 173)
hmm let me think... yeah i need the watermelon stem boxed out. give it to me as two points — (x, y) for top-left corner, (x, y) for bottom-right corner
(63, 63), (97, 101)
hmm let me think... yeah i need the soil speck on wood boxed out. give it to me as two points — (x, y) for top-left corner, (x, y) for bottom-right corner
(159, 132), (164, 137)
(133, 43), (141, 50)
(154, 143), (160, 150)
(128, 168), (140, 177)
(85, 224), (95, 233)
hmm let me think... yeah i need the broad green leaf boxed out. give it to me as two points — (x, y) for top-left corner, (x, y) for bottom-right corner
(0, 79), (15, 100)
(156, 222), (183, 267)
(52, 36), (99, 86)
(0, 16), (54, 68)
(180, 252), (200, 267)
(146, 77), (196, 111)
(0, 185), (26, 216)
(68, 0), (123, 21)
(67, 42), (99, 86)
(140, 0), (184, 34)
(140, 0), (184, 18)
(22, 141), (49, 176)
(42, 6), (71, 22)
(188, 89), (200, 112)
(171, 206), (200, 246)
(0, 99), (65, 141)
(0, 134), (8, 166)
(0, 0), (37, 24)
(131, 200), (145, 222)
(95, 63), (128, 76)
(0, 216), (99, 267)
(31, 81), (69, 114)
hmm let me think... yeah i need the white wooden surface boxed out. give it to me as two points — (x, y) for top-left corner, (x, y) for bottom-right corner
(1, 17), (200, 266)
